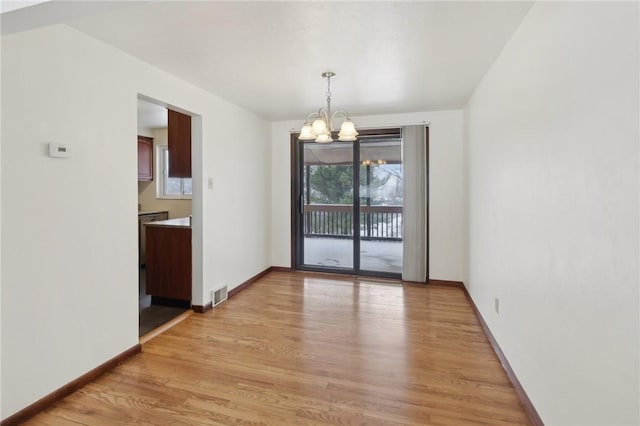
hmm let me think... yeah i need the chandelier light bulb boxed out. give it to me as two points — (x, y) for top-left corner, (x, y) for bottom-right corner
(299, 124), (316, 141)
(338, 120), (358, 141)
(315, 133), (333, 143)
(311, 118), (328, 135)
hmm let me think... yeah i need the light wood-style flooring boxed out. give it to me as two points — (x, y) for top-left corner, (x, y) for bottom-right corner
(25, 271), (531, 425)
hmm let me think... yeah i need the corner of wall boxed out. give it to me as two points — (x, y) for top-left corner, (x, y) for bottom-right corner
(461, 105), (470, 288)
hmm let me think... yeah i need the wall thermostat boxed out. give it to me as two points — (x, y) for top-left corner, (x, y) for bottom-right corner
(48, 143), (71, 158)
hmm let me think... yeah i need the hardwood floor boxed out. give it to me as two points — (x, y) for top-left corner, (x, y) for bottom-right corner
(24, 271), (531, 425)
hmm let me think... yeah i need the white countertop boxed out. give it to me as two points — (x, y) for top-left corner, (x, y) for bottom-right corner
(138, 210), (169, 216)
(145, 217), (191, 228)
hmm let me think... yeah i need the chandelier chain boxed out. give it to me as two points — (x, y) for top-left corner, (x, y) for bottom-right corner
(325, 73), (332, 130)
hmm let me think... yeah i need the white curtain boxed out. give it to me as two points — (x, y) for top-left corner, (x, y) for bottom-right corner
(402, 125), (428, 282)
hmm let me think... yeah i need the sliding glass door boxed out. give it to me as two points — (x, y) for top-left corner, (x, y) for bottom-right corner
(358, 138), (403, 275)
(294, 130), (403, 278)
(301, 142), (355, 271)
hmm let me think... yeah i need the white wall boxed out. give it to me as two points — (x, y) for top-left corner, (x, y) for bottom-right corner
(464, 2), (639, 425)
(1, 24), (270, 419)
(0, 33), (3, 417)
(271, 110), (466, 282)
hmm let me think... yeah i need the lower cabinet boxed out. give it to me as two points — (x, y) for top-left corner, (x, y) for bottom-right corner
(145, 225), (192, 302)
(138, 212), (169, 265)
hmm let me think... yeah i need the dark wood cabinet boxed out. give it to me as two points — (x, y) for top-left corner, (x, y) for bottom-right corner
(138, 211), (169, 265)
(138, 136), (153, 181)
(145, 223), (192, 302)
(168, 109), (191, 178)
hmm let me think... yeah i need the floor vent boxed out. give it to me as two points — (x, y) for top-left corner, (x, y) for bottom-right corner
(212, 286), (228, 307)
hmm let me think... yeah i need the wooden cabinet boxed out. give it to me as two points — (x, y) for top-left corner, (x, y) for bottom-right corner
(138, 211), (169, 265)
(168, 109), (191, 178)
(138, 136), (153, 181)
(145, 223), (192, 302)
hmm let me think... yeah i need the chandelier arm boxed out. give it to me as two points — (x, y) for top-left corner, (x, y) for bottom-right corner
(304, 112), (319, 123)
(304, 109), (329, 124)
(331, 109), (350, 121)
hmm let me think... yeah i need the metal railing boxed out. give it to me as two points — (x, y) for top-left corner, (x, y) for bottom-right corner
(304, 204), (402, 241)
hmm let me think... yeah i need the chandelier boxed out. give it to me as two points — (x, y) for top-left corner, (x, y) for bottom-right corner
(298, 72), (358, 143)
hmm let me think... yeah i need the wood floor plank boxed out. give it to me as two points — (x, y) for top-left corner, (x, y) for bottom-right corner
(25, 271), (531, 425)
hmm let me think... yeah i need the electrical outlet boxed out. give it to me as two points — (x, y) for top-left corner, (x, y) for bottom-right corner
(494, 297), (500, 314)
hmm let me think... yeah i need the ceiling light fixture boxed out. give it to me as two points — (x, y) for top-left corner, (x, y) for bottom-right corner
(298, 72), (358, 143)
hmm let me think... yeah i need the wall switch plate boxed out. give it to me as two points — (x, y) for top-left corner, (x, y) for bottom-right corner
(208, 178), (214, 189)
(494, 297), (500, 314)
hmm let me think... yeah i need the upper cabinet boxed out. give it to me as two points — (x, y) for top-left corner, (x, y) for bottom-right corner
(168, 109), (192, 178)
(138, 136), (153, 181)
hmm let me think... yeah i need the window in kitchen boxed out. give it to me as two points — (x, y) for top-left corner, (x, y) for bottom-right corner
(157, 145), (192, 198)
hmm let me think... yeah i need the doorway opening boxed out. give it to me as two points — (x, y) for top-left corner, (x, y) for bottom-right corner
(137, 96), (195, 338)
(292, 128), (405, 279)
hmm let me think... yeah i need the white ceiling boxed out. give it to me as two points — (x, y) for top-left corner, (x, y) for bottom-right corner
(137, 98), (167, 130)
(0, 0), (51, 14)
(3, 1), (534, 121)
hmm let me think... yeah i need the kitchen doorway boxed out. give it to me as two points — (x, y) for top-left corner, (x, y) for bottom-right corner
(137, 96), (196, 338)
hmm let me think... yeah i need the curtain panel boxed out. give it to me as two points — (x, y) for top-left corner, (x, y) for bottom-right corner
(402, 125), (428, 282)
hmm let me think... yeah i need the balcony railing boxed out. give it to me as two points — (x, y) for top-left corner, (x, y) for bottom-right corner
(304, 204), (402, 241)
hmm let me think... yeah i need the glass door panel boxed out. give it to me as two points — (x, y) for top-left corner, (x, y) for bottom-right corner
(301, 142), (354, 270)
(359, 138), (403, 274)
